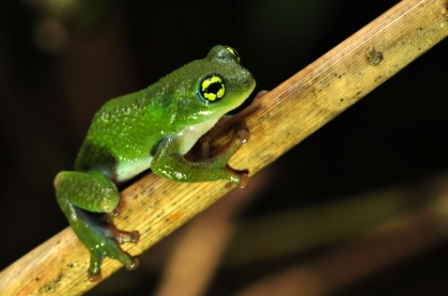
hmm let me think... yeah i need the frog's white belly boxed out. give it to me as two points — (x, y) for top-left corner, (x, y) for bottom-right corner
(176, 115), (220, 154)
(113, 115), (220, 183)
(114, 155), (153, 183)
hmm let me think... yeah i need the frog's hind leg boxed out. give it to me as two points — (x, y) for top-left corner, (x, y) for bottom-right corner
(55, 171), (140, 281)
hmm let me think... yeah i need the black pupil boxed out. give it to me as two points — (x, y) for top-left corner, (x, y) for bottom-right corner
(205, 82), (221, 95)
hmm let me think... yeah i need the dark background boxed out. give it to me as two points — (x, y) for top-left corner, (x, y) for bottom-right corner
(1, 0), (448, 295)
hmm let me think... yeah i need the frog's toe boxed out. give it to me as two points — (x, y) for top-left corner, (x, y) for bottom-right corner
(199, 136), (211, 159)
(254, 90), (269, 100)
(228, 171), (250, 188)
(238, 173), (250, 188)
(125, 230), (140, 244)
(88, 271), (102, 282)
(87, 250), (103, 282)
(236, 129), (250, 145)
(125, 257), (140, 271)
(106, 226), (140, 244)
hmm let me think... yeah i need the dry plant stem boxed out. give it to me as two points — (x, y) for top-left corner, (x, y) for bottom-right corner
(1, 0), (447, 295)
(154, 169), (271, 296)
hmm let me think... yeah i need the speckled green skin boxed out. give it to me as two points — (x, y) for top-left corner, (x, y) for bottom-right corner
(54, 46), (255, 281)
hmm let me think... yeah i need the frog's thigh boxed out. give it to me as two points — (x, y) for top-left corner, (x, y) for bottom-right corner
(55, 171), (120, 213)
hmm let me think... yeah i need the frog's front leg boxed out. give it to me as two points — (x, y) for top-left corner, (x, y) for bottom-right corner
(54, 171), (140, 281)
(151, 130), (249, 187)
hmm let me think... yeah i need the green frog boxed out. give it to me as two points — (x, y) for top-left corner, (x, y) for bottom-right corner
(54, 45), (255, 281)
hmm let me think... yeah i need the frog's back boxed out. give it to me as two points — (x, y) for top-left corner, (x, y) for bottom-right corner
(74, 45), (255, 182)
(74, 88), (167, 181)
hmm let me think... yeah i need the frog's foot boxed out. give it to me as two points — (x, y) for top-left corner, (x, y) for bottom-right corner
(201, 129), (250, 188)
(85, 219), (140, 281)
(72, 207), (140, 282)
(87, 222), (140, 281)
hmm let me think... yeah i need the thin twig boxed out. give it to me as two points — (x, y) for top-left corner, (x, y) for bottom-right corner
(1, 0), (447, 295)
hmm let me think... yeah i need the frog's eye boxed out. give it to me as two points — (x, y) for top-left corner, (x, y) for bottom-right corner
(225, 46), (240, 64)
(199, 75), (226, 102)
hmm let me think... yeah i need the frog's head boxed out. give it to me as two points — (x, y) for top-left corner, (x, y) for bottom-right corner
(163, 45), (256, 125)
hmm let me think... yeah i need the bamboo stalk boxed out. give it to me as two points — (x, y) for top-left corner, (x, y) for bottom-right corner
(1, 0), (447, 294)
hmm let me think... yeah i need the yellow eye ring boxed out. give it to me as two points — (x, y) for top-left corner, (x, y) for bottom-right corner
(199, 75), (226, 102)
